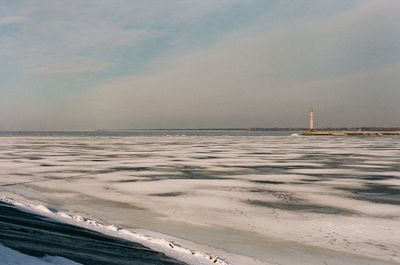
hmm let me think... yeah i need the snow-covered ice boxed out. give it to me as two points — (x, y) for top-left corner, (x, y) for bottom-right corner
(0, 135), (399, 265)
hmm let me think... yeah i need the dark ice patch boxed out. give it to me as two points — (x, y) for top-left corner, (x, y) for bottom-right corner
(150, 192), (185, 197)
(193, 156), (219, 159)
(299, 178), (324, 182)
(113, 179), (152, 183)
(360, 175), (394, 181)
(40, 164), (56, 167)
(27, 156), (43, 160)
(249, 188), (270, 193)
(339, 183), (400, 205)
(111, 166), (149, 172)
(245, 200), (352, 215)
(251, 180), (286, 185)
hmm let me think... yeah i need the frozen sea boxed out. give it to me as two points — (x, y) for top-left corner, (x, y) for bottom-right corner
(0, 130), (399, 265)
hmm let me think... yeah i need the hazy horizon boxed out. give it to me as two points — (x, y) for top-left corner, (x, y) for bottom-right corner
(1, 0), (399, 130)
(2, 125), (400, 133)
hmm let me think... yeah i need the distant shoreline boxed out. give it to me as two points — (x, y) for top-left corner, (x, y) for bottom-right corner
(301, 130), (400, 136)
(1, 127), (400, 133)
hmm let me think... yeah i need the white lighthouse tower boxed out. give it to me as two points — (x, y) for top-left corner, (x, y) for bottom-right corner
(309, 107), (315, 132)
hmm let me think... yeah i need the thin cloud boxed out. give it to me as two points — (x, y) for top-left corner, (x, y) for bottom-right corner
(1, 0), (242, 76)
(24, 57), (113, 75)
(0, 15), (27, 26)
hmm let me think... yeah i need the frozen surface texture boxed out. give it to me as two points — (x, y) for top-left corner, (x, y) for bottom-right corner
(0, 244), (82, 265)
(0, 136), (399, 264)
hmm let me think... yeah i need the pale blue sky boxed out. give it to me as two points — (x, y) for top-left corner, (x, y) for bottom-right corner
(0, 0), (399, 130)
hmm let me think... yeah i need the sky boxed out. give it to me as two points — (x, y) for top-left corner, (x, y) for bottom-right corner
(0, 0), (399, 130)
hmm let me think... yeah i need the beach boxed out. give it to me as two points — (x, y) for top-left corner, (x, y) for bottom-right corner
(0, 201), (185, 265)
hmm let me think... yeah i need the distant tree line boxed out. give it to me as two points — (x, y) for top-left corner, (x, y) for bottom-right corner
(246, 127), (400, 131)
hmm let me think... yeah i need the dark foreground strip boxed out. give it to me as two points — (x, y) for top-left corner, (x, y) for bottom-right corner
(0, 202), (186, 265)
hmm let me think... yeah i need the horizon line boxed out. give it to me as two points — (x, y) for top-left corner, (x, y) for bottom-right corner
(1, 126), (400, 133)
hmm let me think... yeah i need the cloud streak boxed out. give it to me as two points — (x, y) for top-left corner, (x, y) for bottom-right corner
(0, 15), (27, 26)
(1, 0), (245, 75)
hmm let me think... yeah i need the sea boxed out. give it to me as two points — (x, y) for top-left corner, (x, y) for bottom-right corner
(0, 130), (399, 265)
(0, 129), (293, 137)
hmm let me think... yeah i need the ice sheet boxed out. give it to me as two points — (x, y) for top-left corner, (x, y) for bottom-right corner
(1, 136), (399, 265)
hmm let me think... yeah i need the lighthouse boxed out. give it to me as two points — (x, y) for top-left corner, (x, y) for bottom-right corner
(309, 107), (315, 131)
